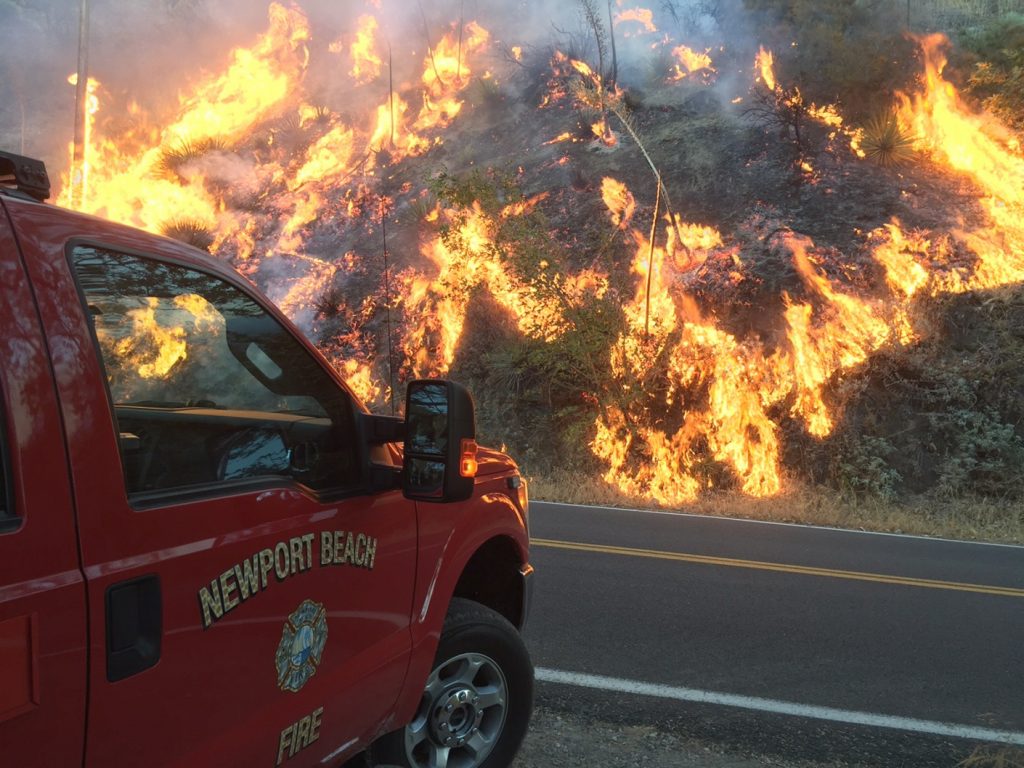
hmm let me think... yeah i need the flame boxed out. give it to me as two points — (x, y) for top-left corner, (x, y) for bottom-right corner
(54, 8), (1024, 507)
(807, 103), (844, 129)
(601, 177), (635, 229)
(290, 124), (356, 190)
(591, 118), (617, 146)
(339, 357), (381, 404)
(415, 21), (490, 132)
(370, 94), (430, 156)
(755, 46), (776, 91)
(783, 234), (892, 437)
(670, 45), (715, 81)
(349, 14), (382, 84)
(400, 199), (604, 378)
(164, 3), (310, 146)
(64, 74), (101, 208)
(108, 298), (187, 380)
(614, 8), (657, 34)
(57, 2), (310, 232)
(895, 34), (1024, 293)
(594, 179), (912, 498)
(871, 221), (930, 298)
(56, 5), (496, 409)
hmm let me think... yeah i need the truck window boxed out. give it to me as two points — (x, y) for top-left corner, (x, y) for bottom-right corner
(70, 245), (360, 504)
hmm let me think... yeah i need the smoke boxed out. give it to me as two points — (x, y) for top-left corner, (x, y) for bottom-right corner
(0, 0), (765, 167)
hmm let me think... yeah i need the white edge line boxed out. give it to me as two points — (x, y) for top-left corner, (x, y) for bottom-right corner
(530, 500), (1024, 551)
(535, 668), (1024, 746)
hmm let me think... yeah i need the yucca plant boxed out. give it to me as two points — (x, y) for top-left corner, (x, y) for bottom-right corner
(859, 111), (916, 166)
(161, 218), (215, 252)
(157, 137), (227, 179)
(310, 105), (333, 124)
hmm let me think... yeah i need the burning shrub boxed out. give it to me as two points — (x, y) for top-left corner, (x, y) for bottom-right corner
(742, 0), (917, 115)
(157, 138), (229, 180)
(160, 218), (215, 252)
(824, 286), (1024, 503)
(744, 82), (812, 150)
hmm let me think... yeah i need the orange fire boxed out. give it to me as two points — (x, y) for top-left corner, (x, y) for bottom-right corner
(755, 46), (776, 91)
(895, 34), (1024, 293)
(56, 4), (499, 401)
(601, 177), (636, 229)
(670, 45), (714, 82)
(416, 21), (490, 132)
(614, 8), (657, 34)
(400, 199), (608, 379)
(349, 14), (383, 84)
(593, 34), (1024, 503)
(55, 7), (1024, 508)
(105, 298), (187, 381)
(63, 74), (101, 209)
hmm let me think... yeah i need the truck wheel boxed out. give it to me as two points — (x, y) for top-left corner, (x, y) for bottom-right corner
(368, 598), (533, 768)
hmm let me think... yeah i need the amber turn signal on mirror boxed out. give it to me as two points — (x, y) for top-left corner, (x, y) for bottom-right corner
(459, 439), (479, 477)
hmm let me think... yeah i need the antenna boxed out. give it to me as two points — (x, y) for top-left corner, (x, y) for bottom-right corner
(71, 0), (91, 208)
(381, 196), (397, 416)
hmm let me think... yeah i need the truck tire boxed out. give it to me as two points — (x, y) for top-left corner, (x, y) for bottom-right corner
(368, 598), (533, 768)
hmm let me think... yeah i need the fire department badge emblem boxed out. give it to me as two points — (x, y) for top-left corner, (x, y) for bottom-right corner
(275, 599), (328, 693)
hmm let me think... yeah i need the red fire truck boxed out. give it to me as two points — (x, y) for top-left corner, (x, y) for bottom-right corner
(0, 150), (533, 768)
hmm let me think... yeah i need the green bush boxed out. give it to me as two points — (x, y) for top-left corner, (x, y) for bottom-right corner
(835, 435), (902, 501)
(959, 13), (1024, 130)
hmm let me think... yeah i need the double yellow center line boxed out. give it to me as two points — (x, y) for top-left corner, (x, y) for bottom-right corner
(533, 538), (1024, 599)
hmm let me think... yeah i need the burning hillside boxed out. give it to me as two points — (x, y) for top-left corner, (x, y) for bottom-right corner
(15, 0), (1024, 514)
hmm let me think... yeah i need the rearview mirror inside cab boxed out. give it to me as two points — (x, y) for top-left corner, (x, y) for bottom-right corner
(402, 380), (476, 502)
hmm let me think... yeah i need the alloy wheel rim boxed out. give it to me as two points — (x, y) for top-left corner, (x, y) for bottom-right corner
(404, 652), (508, 768)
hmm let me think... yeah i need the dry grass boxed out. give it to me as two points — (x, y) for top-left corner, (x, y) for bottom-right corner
(528, 470), (1024, 544)
(959, 746), (1024, 768)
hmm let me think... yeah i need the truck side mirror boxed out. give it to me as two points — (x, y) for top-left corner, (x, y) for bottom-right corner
(402, 380), (477, 502)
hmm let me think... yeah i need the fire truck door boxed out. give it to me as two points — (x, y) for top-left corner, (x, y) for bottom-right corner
(0, 202), (88, 767)
(20, 235), (416, 767)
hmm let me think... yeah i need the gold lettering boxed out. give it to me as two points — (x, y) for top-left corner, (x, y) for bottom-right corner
(343, 532), (355, 564)
(364, 537), (377, 570)
(295, 714), (312, 752)
(234, 556), (260, 600)
(219, 568), (239, 613)
(309, 706), (324, 742)
(302, 533), (314, 571)
(320, 531), (333, 566)
(276, 706), (325, 765)
(274, 542), (290, 581)
(290, 537), (305, 574)
(355, 533), (367, 567)
(198, 581), (223, 629)
(276, 724), (294, 766)
(259, 548), (274, 589)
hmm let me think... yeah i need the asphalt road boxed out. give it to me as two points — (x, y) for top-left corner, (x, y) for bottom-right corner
(522, 501), (1024, 766)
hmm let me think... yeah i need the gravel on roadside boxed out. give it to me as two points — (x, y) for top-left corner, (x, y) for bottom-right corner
(513, 707), (855, 768)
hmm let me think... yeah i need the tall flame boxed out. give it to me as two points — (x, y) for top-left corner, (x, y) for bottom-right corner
(349, 15), (383, 84)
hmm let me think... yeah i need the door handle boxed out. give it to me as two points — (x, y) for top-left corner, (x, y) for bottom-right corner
(105, 574), (161, 681)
